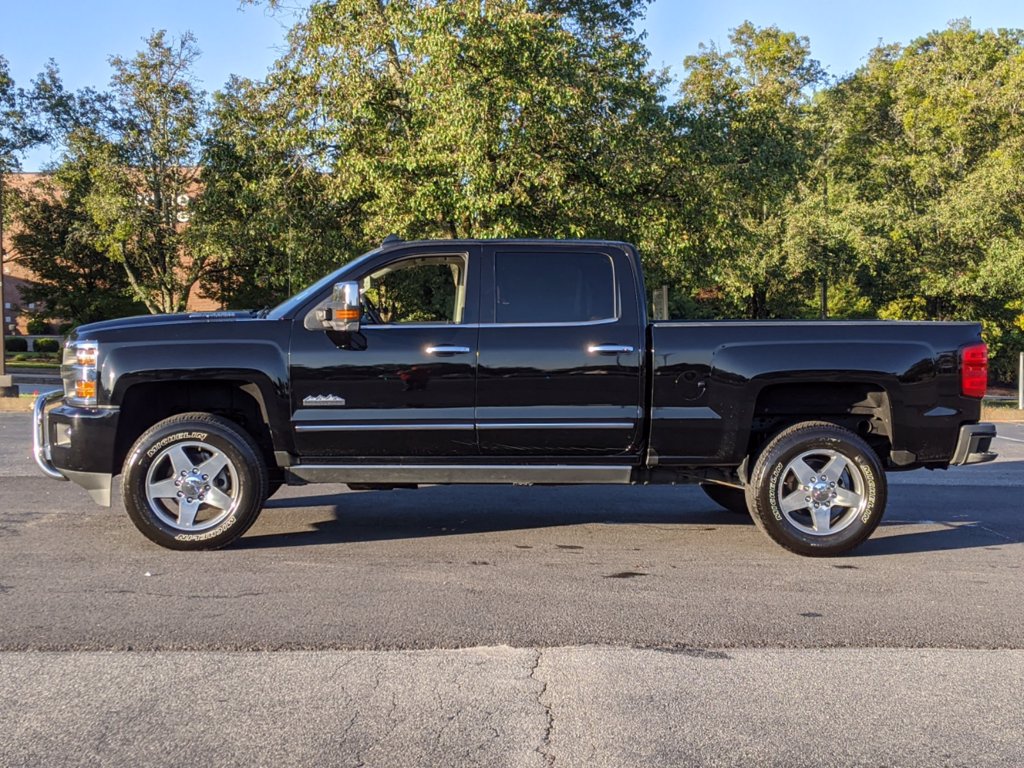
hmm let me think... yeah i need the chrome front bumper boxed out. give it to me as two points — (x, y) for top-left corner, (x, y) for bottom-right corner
(33, 390), (68, 480)
(950, 423), (997, 466)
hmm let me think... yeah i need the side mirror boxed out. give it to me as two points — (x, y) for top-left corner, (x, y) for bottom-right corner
(316, 281), (361, 333)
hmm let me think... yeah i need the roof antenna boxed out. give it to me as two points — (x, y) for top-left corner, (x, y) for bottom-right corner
(382, 233), (402, 245)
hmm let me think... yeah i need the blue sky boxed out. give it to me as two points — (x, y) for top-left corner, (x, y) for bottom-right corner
(3, 0), (1023, 170)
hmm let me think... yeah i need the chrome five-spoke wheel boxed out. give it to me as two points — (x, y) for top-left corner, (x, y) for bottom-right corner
(746, 421), (886, 557)
(122, 412), (268, 550)
(776, 448), (867, 536)
(145, 441), (240, 532)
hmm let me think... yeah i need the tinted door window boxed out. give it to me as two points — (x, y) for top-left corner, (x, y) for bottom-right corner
(495, 252), (615, 324)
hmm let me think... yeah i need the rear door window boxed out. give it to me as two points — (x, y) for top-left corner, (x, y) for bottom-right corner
(494, 251), (616, 324)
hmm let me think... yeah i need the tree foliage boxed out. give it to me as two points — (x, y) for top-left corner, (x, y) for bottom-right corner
(189, 75), (362, 309)
(0, 54), (45, 173)
(32, 32), (210, 314)
(259, 1), (667, 235)
(676, 22), (826, 318)
(804, 22), (1024, 377)
(10, 155), (146, 325)
(8, 11), (1024, 379)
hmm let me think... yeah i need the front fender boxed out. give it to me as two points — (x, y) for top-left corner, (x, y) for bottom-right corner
(102, 340), (292, 451)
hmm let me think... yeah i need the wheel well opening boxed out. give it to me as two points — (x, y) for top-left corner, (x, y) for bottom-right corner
(749, 383), (893, 463)
(114, 381), (275, 475)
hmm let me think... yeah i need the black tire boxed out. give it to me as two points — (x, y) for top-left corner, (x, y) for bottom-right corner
(700, 482), (750, 515)
(745, 421), (886, 557)
(121, 412), (268, 550)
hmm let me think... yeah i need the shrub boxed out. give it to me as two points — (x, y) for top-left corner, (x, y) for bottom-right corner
(34, 338), (60, 353)
(26, 318), (51, 335)
(4, 337), (28, 353)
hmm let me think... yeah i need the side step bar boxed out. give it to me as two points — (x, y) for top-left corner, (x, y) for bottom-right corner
(286, 464), (633, 486)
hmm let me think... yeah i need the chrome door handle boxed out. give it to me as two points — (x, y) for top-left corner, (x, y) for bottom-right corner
(425, 345), (472, 356)
(587, 344), (635, 354)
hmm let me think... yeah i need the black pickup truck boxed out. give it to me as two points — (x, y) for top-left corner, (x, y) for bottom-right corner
(34, 238), (997, 556)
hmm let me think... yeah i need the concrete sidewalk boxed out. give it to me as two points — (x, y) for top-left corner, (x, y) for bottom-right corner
(2, 647), (1022, 768)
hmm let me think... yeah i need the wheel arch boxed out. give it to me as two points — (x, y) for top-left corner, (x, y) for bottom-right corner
(742, 381), (896, 475)
(113, 378), (289, 476)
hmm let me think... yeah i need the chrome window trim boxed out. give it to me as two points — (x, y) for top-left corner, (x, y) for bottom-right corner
(477, 317), (621, 329)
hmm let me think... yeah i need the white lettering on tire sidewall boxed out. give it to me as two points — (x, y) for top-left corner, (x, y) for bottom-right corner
(857, 455), (878, 524)
(174, 514), (237, 543)
(146, 431), (210, 459)
(768, 462), (785, 521)
(142, 429), (235, 542)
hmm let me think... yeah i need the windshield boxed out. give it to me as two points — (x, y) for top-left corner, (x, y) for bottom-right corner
(264, 247), (383, 320)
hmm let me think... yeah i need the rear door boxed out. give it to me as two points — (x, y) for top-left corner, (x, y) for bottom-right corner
(475, 243), (644, 457)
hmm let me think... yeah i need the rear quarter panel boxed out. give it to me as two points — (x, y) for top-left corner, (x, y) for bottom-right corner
(648, 321), (984, 466)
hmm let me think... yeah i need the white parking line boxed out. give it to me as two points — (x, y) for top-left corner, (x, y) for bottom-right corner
(995, 435), (1024, 443)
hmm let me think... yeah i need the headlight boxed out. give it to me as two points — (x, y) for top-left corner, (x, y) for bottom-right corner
(63, 340), (99, 406)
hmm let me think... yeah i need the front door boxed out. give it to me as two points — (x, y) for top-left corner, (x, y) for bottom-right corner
(289, 247), (480, 458)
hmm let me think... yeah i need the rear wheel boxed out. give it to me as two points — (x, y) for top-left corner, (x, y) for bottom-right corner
(745, 421), (886, 557)
(122, 413), (268, 550)
(699, 482), (750, 516)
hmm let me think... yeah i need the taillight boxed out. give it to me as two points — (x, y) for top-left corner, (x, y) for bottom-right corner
(960, 343), (988, 399)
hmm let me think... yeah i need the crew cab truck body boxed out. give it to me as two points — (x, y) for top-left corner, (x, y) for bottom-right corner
(34, 239), (997, 555)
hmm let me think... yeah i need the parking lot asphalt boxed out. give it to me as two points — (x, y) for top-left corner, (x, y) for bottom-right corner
(1, 414), (1022, 766)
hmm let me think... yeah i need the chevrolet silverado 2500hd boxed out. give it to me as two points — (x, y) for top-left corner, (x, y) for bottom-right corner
(34, 238), (997, 555)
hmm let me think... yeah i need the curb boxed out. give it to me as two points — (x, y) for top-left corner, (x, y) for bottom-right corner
(0, 398), (36, 413)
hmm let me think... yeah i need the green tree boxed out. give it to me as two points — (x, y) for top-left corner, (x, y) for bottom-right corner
(190, 76), (363, 309)
(11, 150), (146, 327)
(675, 22), (826, 318)
(231, 0), (670, 260)
(0, 54), (45, 174)
(38, 32), (212, 314)
(1, 54), (46, 378)
(814, 22), (1024, 377)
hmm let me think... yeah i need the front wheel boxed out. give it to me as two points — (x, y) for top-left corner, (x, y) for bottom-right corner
(745, 421), (887, 557)
(121, 412), (268, 550)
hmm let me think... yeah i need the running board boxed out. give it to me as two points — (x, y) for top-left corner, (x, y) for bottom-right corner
(286, 464), (633, 486)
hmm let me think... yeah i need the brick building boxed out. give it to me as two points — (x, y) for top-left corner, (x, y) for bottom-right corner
(1, 172), (219, 337)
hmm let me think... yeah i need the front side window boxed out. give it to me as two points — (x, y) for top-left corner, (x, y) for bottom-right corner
(361, 255), (467, 325)
(495, 251), (616, 324)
